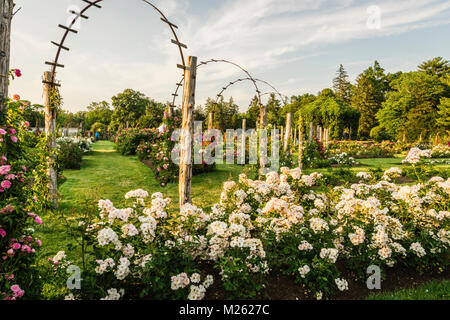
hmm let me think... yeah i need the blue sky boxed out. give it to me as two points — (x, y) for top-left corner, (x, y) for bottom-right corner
(8, 0), (450, 112)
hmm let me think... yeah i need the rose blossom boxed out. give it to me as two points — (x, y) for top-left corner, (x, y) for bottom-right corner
(1, 180), (11, 189)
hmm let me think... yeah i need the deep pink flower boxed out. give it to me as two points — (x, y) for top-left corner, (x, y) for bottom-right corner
(14, 69), (21, 77)
(35, 216), (42, 225)
(1, 180), (11, 189)
(0, 229), (6, 238)
(12, 243), (21, 250)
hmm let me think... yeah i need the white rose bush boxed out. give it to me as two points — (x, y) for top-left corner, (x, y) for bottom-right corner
(47, 165), (449, 300)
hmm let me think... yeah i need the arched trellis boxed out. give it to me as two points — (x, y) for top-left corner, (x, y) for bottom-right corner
(171, 58), (262, 107)
(42, 0), (189, 208)
(214, 77), (288, 107)
(44, 0), (188, 87)
(260, 92), (290, 106)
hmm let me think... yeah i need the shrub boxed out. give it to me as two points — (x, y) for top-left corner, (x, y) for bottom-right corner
(1, 80), (47, 300)
(56, 141), (84, 170)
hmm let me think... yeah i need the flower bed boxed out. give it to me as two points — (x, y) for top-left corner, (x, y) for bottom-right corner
(1, 75), (47, 300)
(135, 118), (215, 186)
(327, 141), (396, 158)
(46, 164), (449, 300)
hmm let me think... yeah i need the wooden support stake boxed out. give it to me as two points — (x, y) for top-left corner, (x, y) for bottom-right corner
(0, 0), (14, 111)
(259, 104), (267, 129)
(242, 118), (246, 132)
(43, 71), (58, 209)
(299, 121), (304, 170)
(208, 112), (214, 130)
(284, 113), (292, 154)
(179, 56), (197, 208)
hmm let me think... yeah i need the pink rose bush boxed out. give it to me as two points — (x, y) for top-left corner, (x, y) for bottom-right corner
(1, 70), (47, 300)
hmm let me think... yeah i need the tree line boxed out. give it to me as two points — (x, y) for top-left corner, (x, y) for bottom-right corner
(25, 57), (449, 141)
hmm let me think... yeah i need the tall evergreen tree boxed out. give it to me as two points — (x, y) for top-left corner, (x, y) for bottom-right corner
(333, 64), (352, 103)
(418, 57), (450, 77)
(351, 61), (386, 138)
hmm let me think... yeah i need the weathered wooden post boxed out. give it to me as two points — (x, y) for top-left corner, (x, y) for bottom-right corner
(43, 71), (58, 208)
(0, 0), (14, 110)
(167, 104), (174, 119)
(179, 56), (197, 208)
(242, 118), (246, 132)
(281, 125), (284, 143)
(324, 128), (329, 148)
(259, 104), (267, 129)
(284, 112), (292, 154)
(299, 121), (304, 170)
(208, 112), (214, 130)
(308, 122), (314, 143)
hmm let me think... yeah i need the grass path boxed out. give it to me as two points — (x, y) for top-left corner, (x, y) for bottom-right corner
(59, 140), (244, 211)
(38, 140), (244, 262)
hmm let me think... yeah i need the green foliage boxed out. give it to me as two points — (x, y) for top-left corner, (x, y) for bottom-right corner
(56, 141), (84, 170)
(377, 71), (448, 140)
(109, 89), (150, 131)
(297, 94), (359, 140)
(418, 57), (450, 77)
(351, 61), (386, 139)
(333, 64), (352, 103)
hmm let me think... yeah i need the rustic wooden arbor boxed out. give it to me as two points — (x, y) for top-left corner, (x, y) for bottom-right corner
(42, 0), (191, 208)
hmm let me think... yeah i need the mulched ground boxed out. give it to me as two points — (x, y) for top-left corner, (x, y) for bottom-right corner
(205, 265), (449, 300)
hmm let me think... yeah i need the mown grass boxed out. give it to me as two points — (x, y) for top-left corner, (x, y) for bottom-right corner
(36, 141), (244, 263)
(367, 280), (450, 300)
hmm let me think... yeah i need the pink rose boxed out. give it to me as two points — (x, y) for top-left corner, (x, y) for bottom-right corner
(10, 136), (18, 143)
(0, 165), (11, 175)
(12, 243), (21, 250)
(0, 129), (6, 135)
(1, 180), (11, 189)
(0, 229), (6, 238)
(14, 69), (21, 77)
(35, 216), (42, 225)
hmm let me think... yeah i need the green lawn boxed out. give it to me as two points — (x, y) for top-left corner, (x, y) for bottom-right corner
(36, 141), (245, 262)
(367, 280), (450, 300)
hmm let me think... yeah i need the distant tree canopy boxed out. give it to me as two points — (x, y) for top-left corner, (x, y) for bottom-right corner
(376, 71), (449, 141)
(296, 91), (359, 140)
(84, 101), (113, 131)
(51, 57), (449, 142)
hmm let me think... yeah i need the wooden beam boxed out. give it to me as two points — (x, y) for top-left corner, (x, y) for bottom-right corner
(69, 10), (89, 19)
(58, 24), (78, 34)
(179, 56), (197, 208)
(160, 17), (178, 29)
(171, 39), (187, 49)
(82, 0), (102, 8)
(51, 41), (69, 51)
(43, 71), (59, 209)
(45, 61), (65, 68)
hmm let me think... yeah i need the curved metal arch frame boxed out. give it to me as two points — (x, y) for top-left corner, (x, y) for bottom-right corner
(215, 77), (288, 107)
(44, 0), (188, 87)
(171, 58), (262, 107)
